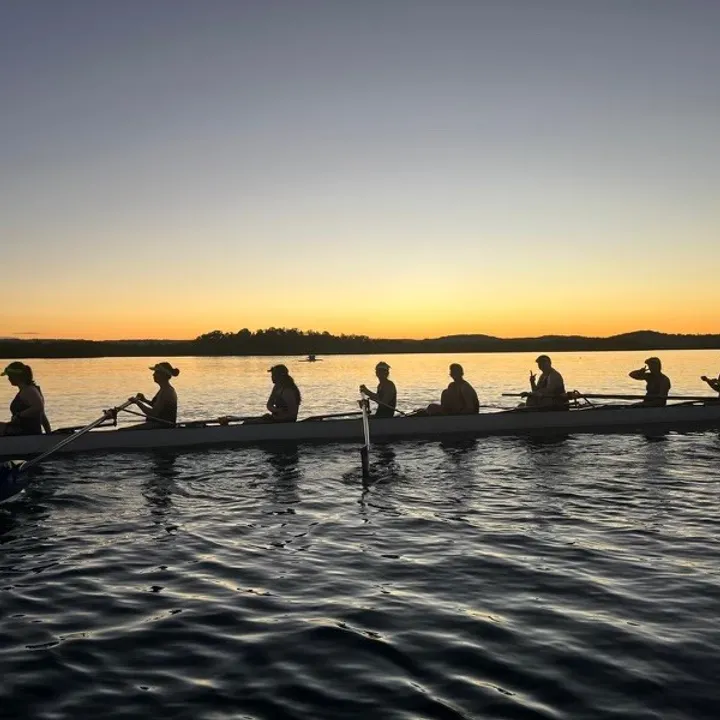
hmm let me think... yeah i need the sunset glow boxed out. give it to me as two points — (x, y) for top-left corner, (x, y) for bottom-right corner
(2, 2), (718, 341)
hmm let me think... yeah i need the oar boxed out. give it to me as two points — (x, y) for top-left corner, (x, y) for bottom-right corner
(359, 391), (408, 417)
(301, 411), (364, 422)
(51, 420), (117, 434)
(574, 393), (717, 402)
(502, 392), (718, 402)
(20, 400), (135, 472)
(0, 400), (134, 502)
(118, 406), (255, 427)
(359, 395), (371, 479)
(119, 406), (176, 425)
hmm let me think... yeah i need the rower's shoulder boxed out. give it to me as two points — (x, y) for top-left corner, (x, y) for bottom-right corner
(20, 384), (43, 399)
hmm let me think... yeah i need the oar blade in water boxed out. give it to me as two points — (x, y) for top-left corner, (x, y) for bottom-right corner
(0, 462), (27, 504)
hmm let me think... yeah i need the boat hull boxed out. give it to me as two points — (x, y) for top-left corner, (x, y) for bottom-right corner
(1, 404), (720, 459)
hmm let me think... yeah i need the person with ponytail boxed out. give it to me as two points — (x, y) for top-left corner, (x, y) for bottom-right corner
(243, 364), (302, 424)
(0, 361), (52, 435)
(126, 362), (180, 429)
(264, 364), (301, 422)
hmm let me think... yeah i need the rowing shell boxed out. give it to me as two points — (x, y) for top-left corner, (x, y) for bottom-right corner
(1, 403), (719, 460)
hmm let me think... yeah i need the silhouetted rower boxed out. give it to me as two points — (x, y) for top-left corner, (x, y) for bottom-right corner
(424, 363), (480, 415)
(265, 364), (302, 422)
(0, 361), (51, 435)
(522, 355), (569, 410)
(128, 362), (180, 428)
(700, 372), (720, 396)
(629, 357), (671, 406)
(360, 361), (397, 418)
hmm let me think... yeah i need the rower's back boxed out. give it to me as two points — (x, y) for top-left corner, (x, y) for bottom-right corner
(374, 378), (397, 418)
(643, 372), (671, 407)
(151, 385), (178, 425)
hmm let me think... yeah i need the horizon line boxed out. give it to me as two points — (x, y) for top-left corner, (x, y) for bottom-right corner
(1, 329), (719, 343)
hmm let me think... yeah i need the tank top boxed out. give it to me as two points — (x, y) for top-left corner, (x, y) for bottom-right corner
(374, 380), (397, 418)
(9, 384), (44, 434)
(151, 386), (178, 424)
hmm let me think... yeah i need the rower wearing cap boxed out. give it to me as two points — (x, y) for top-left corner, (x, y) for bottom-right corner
(629, 357), (671, 406)
(0, 361), (52, 436)
(263, 364), (302, 422)
(522, 355), (569, 410)
(360, 361), (397, 418)
(128, 362), (180, 428)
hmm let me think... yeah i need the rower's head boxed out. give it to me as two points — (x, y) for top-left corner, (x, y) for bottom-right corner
(449, 363), (464, 381)
(1, 361), (33, 386)
(644, 357), (662, 373)
(149, 362), (180, 384)
(375, 361), (390, 380)
(535, 355), (552, 372)
(269, 364), (290, 383)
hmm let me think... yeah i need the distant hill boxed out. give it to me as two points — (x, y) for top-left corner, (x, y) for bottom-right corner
(0, 328), (718, 359)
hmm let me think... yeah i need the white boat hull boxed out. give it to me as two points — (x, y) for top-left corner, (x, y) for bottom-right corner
(1, 404), (720, 459)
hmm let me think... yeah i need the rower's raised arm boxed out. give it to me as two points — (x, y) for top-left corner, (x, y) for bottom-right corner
(629, 368), (647, 380)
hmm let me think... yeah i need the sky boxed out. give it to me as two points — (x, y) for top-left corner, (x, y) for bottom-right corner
(1, 0), (718, 340)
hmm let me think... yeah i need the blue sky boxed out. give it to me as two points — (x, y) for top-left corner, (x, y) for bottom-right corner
(1, 1), (718, 339)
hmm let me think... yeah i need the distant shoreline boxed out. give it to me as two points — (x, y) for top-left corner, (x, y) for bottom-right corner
(1, 329), (719, 360)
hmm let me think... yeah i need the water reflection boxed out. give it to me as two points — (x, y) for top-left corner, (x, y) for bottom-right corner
(439, 437), (478, 455)
(372, 443), (398, 473)
(264, 444), (301, 506)
(0, 509), (18, 543)
(142, 453), (181, 533)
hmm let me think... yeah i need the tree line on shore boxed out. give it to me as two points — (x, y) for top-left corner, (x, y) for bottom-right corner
(0, 328), (719, 360)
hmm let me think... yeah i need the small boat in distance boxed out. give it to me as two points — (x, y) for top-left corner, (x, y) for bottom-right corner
(300, 354), (323, 362)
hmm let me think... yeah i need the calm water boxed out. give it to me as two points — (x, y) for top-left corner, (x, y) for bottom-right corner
(2, 351), (720, 719)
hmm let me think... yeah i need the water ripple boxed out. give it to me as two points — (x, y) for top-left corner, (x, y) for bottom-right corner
(2, 433), (720, 718)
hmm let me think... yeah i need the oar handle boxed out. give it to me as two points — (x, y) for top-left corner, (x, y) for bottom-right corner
(360, 391), (407, 416)
(119, 406), (176, 426)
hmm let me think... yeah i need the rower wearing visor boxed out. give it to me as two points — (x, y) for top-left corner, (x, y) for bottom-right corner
(127, 362), (179, 428)
(360, 361), (397, 418)
(0, 361), (52, 436)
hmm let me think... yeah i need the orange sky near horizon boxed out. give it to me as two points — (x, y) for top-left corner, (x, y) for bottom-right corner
(2, 285), (717, 341)
(2, 3), (719, 343)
